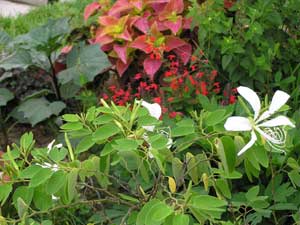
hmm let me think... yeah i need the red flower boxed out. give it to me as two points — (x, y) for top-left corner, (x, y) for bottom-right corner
(153, 97), (162, 104)
(167, 97), (174, 102)
(200, 81), (208, 96)
(229, 95), (236, 104)
(134, 73), (142, 80)
(102, 93), (109, 100)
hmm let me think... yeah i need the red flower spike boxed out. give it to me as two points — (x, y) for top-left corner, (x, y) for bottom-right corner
(84, 2), (101, 21)
(200, 81), (208, 96)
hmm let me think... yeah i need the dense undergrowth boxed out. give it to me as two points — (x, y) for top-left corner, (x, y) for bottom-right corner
(0, 0), (300, 224)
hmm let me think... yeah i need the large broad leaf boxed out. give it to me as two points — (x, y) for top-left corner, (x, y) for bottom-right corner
(0, 88), (14, 106)
(15, 97), (65, 126)
(58, 44), (111, 85)
(14, 18), (70, 50)
(0, 50), (32, 70)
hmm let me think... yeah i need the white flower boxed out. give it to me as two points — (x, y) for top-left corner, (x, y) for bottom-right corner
(140, 100), (162, 132)
(47, 139), (63, 154)
(36, 162), (59, 172)
(224, 86), (295, 156)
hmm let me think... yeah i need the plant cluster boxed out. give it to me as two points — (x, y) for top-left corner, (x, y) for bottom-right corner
(189, 0), (300, 107)
(84, 0), (192, 78)
(0, 87), (299, 224)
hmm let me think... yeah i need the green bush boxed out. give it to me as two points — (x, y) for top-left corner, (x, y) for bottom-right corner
(189, 0), (300, 108)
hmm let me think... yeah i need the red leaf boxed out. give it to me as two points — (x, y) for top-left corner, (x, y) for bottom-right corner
(113, 44), (127, 64)
(165, 36), (187, 51)
(134, 12), (150, 34)
(164, 17), (182, 34)
(131, 35), (152, 54)
(84, 2), (101, 21)
(116, 59), (131, 76)
(108, 0), (133, 16)
(174, 43), (192, 64)
(143, 57), (162, 79)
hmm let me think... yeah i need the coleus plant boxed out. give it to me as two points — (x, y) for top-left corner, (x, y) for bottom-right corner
(84, 0), (192, 78)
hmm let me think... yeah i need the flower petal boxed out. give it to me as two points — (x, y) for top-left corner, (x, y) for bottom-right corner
(237, 130), (257, 156)
(237, 86), (261, 120)
(270, 90), (290, 112)
(224, 116), (252, 131)
(258, 116), (295, 128)
(255, 127), (284, 144)
(141, 101), (162, 119)
(257, 90), (290, 122)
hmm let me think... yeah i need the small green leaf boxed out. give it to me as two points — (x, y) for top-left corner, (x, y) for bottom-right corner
(29, 168), (54, 187)
(0, 184), (12, 206)
(62, 114), (79, 122)
(75, 136), (95, 153)
(61, 122), (83, 131)
(113, 139), (141, 151)
(46, 170), (67, 194)
(206, 109), (226, 126)
(93, 123), (120, 142)
(172, 127), (194, 137)
(215, 137), (236, 174)
(172, 214), (189, 225)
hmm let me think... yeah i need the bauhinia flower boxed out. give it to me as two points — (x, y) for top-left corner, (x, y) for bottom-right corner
(140, 100), (162, 131)
(224, 86), (295, 156)
(47, 139), (63, 154)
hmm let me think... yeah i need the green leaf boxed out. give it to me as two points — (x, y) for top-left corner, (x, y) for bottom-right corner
(269, 203), (297, 211)
(20, 165), (43, 179)
(29, 168), (54, 187)
(215, 136), (236, 174)
(216, 179), (231, 199)
(172, 127), (195, 137)
(113, 138), (141, 152)
(188, 195), (227, 220)
(186, 152), (199, 184)
(145, 200), (173, 225)
(222, 55), (232, 70)
(137, 200), (160, 225)
(288, 170), (300, 187)
(33, 187), (52, 211)
(49, 147), (68, 162)
(0, 88), (14, 106)
(172, 158), (184, 184)
(13, 186), (33, 207)
(75, 136), (95, 154)
(172, 214), (189, 225)
(17, 198), (28, 218)
(16, 98), (65, 126)
(206, 109), (226, 126)
(0, 50), (32, 70)
(61, 122), (83, 131)
(0, 184), (12, 206)
(46, 170), (67, 194)
(93, 123), (121, 142)
(62, 114), (79, 122)
(58, 44), (111, 85)
(245, 186), (259, 201)
(67, 169), (78, 202)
